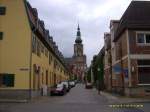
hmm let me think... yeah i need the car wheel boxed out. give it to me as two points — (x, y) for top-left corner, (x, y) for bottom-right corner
(50, 93), (53, 96)
(61, 91), (64, 96)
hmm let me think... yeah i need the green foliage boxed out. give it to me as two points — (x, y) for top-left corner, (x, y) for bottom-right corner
(69, 74), (78, 81)
(70, 74), (74, 80)
(92, 54), (104, 84)
(74, 74), (77, 80)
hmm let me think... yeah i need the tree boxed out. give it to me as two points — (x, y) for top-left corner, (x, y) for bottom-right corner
(91, 48), (105, 90)
(87, 67), (91, 82)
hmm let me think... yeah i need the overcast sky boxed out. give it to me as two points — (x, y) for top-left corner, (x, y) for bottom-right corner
(28, 0), (131, 66)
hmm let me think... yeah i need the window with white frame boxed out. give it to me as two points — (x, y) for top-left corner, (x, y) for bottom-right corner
(138, 60), (150, 84)
(137, 33), (150, 44)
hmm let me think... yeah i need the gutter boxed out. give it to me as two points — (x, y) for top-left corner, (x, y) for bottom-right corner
(24, 0), (33, 100)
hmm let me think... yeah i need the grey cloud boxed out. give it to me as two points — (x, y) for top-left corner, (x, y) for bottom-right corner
(28, 0), (131, 66)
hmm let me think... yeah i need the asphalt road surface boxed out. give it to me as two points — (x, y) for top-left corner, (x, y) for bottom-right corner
(0, 84), (149, 112)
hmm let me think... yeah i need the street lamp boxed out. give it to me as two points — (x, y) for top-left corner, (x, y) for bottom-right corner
(97, 67), (101, 83)
(97, 67), (100, 72)
(97, 67), (102, 93)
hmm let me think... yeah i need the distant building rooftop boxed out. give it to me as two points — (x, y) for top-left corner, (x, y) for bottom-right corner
(114, 1), (150, 41)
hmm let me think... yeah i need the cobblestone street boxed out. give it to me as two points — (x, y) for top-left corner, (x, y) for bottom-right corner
(0, 84), (149, 112)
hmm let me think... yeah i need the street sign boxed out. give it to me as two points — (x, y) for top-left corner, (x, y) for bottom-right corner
(113, 65), (121, 74)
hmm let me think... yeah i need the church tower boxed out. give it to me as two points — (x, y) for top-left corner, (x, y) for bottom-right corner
(74, 24), (83, 56)
(73, 24), (87, 81)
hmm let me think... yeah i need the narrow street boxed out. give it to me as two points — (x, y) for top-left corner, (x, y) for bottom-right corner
(0, 84), (111, 112)
(0, 84), (149, 112)
(1, 1), (150, 112)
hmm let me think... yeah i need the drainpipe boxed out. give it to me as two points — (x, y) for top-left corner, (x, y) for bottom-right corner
(29, 32), (32, 100)
(110, 51), (113, 92)
(120, 42), (125, 95)
(29, 27), (36, 100)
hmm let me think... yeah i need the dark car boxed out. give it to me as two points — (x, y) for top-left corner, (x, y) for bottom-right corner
(50, 83), (66, 96)
(61, 81), (71, 92)
(85, 82), (93, 89)
(69, 81), (75, 88)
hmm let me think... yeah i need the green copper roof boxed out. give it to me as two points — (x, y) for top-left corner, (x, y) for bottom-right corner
(75, 24), (82, 43)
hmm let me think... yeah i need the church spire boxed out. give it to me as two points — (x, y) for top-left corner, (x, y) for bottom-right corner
(77, 24), (80, 31)
(75, 24), (82, 43)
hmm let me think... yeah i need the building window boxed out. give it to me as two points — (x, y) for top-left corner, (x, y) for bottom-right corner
(146, 34), (150, 43)
(138, 60), (150, 84)
(0, 32), (3, 40)
(32, 35), (36, 53)
(41, 44), (44, 53)
(137, 33), (144, 43)
(37, 40), (41, 57)
(0, 74), (14, 87)
(45, 48), (48, 57)
(138, 67), (150, 84)
(49, 53), (52, 65)
(115, 42), (122, 61)
(137, 33), (150, 45)
(60, 68), (63, 72)
(138, 60), (150, 65)
(54, 60), (58, 69)
(0, 6), (6, 15)
(46, 70), (48, 85)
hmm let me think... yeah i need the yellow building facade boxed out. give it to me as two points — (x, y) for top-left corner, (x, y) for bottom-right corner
(0, 0), (69, 100)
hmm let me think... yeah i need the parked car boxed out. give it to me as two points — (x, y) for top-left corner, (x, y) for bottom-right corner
(85, 82), (93, 89)
(74, 80), (78, 84)
(69, 81), (75, 88)
(50, 83), (66, 96)
(61, 81), (71, 92)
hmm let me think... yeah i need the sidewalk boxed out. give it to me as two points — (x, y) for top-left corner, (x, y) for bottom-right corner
(101, 91), (150, 103)
(0, 96), (50, 103)
(94, 89), (150, 104)
(0, 99), (28, 103)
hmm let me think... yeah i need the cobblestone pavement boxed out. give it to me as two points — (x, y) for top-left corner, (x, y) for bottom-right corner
(0, 84), (149, 112)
